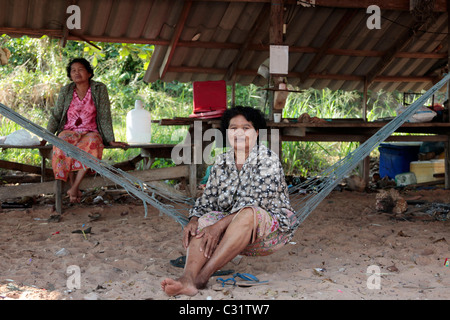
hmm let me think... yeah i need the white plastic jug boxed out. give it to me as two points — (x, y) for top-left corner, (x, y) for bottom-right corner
(126, 100), (151, 144)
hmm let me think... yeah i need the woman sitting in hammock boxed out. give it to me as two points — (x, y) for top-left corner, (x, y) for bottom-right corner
(44, 58), (128, 203)
(161, 106), (296, 296)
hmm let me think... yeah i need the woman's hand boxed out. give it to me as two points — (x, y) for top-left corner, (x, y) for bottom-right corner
(109, 141), (129, 148)
(183, 217), (199, 249)
(195, 223), (225, 259)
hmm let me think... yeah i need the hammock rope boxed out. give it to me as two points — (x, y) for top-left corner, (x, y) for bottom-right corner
(0, 103), (194, 227)
(289, 73), (450, 231)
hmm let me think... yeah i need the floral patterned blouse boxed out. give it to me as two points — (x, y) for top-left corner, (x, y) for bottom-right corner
(189, 144), (295, 234)
(63, 87), (98, 133)
(47, 80), (115, 145)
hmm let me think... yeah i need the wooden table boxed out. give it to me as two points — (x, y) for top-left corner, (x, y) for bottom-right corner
(273, 120), (450, 142)
(273, 120), (450, 187)
(155, 117), (450, 140)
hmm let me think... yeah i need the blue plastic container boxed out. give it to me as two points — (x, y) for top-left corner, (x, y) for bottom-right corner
(378, 143), (421, 179)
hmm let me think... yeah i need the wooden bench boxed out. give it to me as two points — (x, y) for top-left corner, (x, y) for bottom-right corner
(0, 143), (197, 213)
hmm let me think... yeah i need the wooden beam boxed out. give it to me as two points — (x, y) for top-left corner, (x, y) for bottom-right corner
(373, 75), (438, 82)
(159, 0), (193, 79)
(225, 3), (270, 80)
(0, 27), (63, 38)
(1, 27), (446, 61)
(169, 66), (227, 74)
(0, 159), (53, 176)
(0, 165), (191, 200)
(282, 134), (449, 142)
(191, 0), (447, 10)
(310, 73), (436, 82)
(0, 27), (169, 45)
(68, 32), (169, 45)
(313, 0), (447, 12)
(167, 65), (436, 83)
(299, 9), (358, 83)
(178, 41), (448, 59)
(70, 33), (102, 50)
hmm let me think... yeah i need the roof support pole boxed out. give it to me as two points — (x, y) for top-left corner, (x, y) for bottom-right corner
(269, 0), (285, 121)
(361, 76), (370, 186)
(363, 76), (368, 122)
(445, 0), (450, 189)
(269, 0), (284, 87)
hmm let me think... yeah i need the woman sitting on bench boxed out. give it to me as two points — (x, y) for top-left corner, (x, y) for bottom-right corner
(43, 58), (128, 203)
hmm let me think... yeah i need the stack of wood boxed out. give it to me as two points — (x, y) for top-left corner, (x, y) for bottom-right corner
(375, 188), (408, 214)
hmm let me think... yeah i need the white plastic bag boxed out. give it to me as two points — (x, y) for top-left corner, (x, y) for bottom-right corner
(396, 104), (436, 123)
(4, 129), (40, 146)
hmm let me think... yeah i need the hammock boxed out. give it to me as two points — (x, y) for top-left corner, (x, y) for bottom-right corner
(1, 73), (449, 232)
(0, 102), (194, 227)
(288, 73), (450, 231)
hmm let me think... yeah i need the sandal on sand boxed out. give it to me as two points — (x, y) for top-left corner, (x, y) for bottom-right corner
(234, 273), (269, 287)
(215, 273), (269, 289)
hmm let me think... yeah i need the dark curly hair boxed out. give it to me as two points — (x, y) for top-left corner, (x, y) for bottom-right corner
(66, 58), (94, 81)
(220, 106), (267, 146)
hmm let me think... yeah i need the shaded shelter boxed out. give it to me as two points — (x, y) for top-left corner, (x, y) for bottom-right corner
(2, 0), (450, 187)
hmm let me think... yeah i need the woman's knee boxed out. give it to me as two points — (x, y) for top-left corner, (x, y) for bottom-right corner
(233, 207), (255, 227)
(58, 130), (80, 144)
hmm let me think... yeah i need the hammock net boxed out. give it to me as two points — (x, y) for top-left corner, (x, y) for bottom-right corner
(0, 73), (448, 232)
(288, 73), (450, 231)
(0, 102), (194, 227)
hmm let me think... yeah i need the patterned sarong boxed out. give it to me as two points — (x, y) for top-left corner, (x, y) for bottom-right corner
(52, 130), (104, 181)
(197, 206), (294, 256)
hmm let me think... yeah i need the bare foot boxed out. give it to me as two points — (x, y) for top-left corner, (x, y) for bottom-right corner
(161, 277), (198, 296)
(67, 188), (82, 203)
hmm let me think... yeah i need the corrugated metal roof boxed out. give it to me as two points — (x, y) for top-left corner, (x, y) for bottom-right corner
(1, 0), (449, 93)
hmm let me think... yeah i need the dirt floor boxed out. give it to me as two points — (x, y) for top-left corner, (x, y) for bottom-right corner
(0, 183), (450, 301)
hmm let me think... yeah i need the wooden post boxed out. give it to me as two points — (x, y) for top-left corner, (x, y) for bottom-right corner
(269, 0), (285, 158)
(189, 144), (198, 198)
(54, 180), (63, 214)
(269, 0), (285, 94)
(189, 162), (197, 198)
(363, 77), (368, 122)
(446, 0), (450, 189)
(270, 0), (283, 44)
(362, 77), (370, 184)
(231, 79), (236, 107)
(38, 147), (52, 182)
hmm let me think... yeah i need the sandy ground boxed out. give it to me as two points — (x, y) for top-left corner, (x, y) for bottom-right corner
(1, 185), (450, 301)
